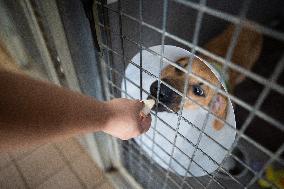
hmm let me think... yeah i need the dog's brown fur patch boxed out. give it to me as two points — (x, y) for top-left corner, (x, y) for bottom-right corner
(159, 24), (262, 130)
(201, 24), (263, 88)
(161, 57), (227, 130)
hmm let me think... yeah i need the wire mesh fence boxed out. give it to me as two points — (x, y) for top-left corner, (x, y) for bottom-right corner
(94, 0), (284, 188)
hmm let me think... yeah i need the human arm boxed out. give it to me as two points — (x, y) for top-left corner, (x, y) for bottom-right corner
(0, 69), (151, 150)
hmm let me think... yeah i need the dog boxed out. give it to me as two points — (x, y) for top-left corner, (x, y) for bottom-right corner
(148, 24), (263, 130)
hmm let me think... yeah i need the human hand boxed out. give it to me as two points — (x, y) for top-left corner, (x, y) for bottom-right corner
(102, 98), (152, 140)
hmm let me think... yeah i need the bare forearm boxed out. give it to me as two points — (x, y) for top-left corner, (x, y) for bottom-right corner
(0, 69), (109, 149)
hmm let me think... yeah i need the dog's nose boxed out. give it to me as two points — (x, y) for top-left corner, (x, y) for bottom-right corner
(150, 80), (175, 103)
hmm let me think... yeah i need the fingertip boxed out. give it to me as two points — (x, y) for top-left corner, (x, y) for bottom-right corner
(148, 114), (152, 121)
(145, 114), (152, 123)
(138, 100), (144, 108)
(141, 116), (152, 133)
(143, 123), (151, 133)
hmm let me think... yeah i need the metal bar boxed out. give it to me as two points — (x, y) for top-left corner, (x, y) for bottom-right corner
(117, 0), (128, 95)
(145, 117), (244, 188)
(172, 0), (208, 188)
(102, 36), (240, 137)
(240, 54), (284, 134)
(20, 0), (60, 84)
(107, 68), (233, 157)
(165, 32), (284, 95)
(173, 0), (284, 42)
(109, 88), (151, 188)
(137, 131), (206, 189)
(110, 0), (135, 176)
(40, 0), (81, 92)
(223, 55), (284, 184)
(220, 0), (250, 75)
(96, 1), (284, 189)
(105, 46), (283, 180)
(93, 1), (112, 101)
(101, 44), (283, 161)
(154, 114), (258, 180)
(124, 147), (193, 189)
(108, 78), (169, 188)
(109, 73), (280, 183)
(95, 1), (284, 96)
(99, 19), (284, 129)
(153, 0), (169, 187)
(142, 131), (225, 189)
(137, 107), (263, 185)
(141, 134), (205, 189)
(236, 55), (284, 188)
(99, 18), (284, 97)
(100, 38), (282, 156)
(100, 37), (284, 132)
(121, 137), (188, 189)
(138, 0), (143, 101)
(89, 2), (110, 100)
(107, 74), (278, 188)
(205, 0), (251, 187)
(99, 1), (229, 188)
(104, 142), (145, 189)
(136, 1), (155, 188)
(99, 1), (115, 98)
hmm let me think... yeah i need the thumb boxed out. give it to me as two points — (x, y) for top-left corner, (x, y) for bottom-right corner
(140, 115), (152, 133)
(133, 100), (144, 113)
(136, 100), (144, 109)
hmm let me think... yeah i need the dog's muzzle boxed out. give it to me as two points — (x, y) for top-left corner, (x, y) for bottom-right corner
(148, 79), (182, 112)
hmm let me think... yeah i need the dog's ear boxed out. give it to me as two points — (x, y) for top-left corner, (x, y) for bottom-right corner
(211, 94), (228, 130)
(175, 57), (189, 74)
(176, 57), (189, 68)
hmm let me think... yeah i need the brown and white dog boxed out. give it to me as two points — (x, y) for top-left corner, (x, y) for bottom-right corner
(148, 25), (263, 130)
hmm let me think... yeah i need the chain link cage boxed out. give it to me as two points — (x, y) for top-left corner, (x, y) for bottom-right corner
(94, 0), (284, 188)
(0, 0), (283, 188)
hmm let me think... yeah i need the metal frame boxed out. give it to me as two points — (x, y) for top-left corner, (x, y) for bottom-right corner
(19, 0), (61, 84)
(0, 1), (29, 68)
(94, 0), (284, 189)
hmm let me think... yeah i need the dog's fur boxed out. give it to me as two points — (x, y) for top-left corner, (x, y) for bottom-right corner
(149, 25), (263, 130)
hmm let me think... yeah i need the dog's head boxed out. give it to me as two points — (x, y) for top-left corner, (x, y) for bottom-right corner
(148, 57), (228, 130)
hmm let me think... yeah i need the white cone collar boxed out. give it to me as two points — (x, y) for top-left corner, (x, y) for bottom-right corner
(122, 45), (236, 177)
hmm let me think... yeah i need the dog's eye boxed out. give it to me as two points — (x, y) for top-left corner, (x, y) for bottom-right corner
(192, 85), (205, 97)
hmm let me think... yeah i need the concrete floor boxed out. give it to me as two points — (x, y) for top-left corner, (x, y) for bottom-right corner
(0, 137), (114, 189)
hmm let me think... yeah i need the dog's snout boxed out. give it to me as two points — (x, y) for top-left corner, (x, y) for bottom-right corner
(150, 80), (175, 102)
(148, 79), (182, 112)
(150, 80), (158, 96)
(160, 83), (173, 102)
